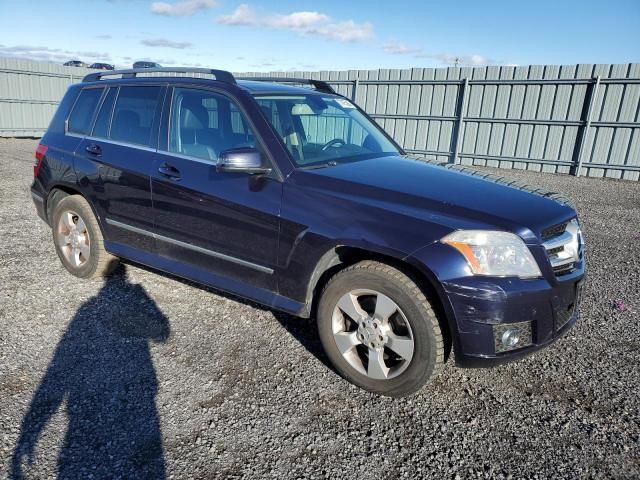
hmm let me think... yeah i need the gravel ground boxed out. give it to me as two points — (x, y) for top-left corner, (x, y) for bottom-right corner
(0, 138), (638, 479)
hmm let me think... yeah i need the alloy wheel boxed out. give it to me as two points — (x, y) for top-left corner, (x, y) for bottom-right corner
(331, 289), (414, 380)
(56, 210), (91, 268)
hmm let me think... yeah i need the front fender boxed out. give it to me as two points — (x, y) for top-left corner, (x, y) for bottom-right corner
(277, 232), (412, 312)
(277, 179), (459, 306)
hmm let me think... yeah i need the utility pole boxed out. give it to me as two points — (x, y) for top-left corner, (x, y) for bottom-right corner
(454, 57), (460, 68)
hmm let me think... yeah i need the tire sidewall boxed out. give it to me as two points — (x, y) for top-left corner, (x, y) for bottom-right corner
(318, 267), (440, 396)
(51, 196), (101, 279)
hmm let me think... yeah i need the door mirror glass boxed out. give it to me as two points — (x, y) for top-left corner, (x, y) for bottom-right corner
(217, 147), (271, 175)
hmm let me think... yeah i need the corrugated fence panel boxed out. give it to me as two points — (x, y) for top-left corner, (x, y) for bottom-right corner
(3, 59), (640, 180)
(0, 57), (97, 137)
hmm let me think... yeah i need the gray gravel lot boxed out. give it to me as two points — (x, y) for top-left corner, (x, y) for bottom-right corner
(0, 138), (638, 479)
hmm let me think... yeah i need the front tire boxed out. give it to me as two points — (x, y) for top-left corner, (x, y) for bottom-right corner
(51, 194), (119, 278)
(317, 261), (445, 397)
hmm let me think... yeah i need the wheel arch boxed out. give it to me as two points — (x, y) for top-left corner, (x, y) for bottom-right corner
(304, 245), (453, 360)
(45, 184), (105, 236)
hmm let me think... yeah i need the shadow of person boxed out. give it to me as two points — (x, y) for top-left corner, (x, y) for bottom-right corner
(11, 266), (170, 479)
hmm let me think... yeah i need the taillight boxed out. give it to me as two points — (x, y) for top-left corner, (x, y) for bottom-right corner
(34, 144), (48, 177)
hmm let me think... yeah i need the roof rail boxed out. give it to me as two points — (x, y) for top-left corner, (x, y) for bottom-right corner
(236, 77), (336, 94)
(83, 67), (236, 84)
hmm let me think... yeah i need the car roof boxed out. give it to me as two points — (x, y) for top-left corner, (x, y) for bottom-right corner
(81, 76), (333, 96)
(236, 80), (327, 96)
(80, 68), (338, 96)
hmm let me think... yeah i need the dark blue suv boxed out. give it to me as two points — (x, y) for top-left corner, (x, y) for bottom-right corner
(31, 68), (584, 396)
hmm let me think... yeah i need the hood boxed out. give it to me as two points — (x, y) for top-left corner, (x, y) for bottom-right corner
(293, 155), (576, 243)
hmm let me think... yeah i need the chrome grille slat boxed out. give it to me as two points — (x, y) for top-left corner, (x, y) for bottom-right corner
(542, 230), (573, 250)
(547, 246), (564, 255)
(541, 222), (568, 241)
(542, 220), (583, 276)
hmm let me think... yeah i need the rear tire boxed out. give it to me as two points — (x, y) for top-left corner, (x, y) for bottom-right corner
(51, 195), (119, 278)
(317, 261), (444, 397)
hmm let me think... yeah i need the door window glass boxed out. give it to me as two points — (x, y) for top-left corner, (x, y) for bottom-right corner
(169, 88), (256, 162)
(110, 86), (162, 147)
(92, 87), (117, 138)
(68, 88), (103, 135)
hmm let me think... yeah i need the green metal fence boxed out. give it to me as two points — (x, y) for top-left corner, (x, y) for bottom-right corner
(1, 58), (639, 180)
(240, 64), (640, 180)
(0, 58), (99, 137)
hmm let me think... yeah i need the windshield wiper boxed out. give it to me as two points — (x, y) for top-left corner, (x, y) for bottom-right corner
(299, 161), (338, 170)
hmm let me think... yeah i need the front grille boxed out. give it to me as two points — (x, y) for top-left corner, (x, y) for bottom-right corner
(541, 222), (568, 241)
(553, 263), (574, 275)
(542, 219), (582, 276)
(547, 246), (564, 255)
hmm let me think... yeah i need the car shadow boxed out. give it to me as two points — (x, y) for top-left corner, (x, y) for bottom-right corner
(11, 266), (170, 479)
(270, 311), (333, 371)
(126, 260), (335, 372)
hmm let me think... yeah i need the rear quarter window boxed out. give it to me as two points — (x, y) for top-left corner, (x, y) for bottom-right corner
(67, 88), (103, 135)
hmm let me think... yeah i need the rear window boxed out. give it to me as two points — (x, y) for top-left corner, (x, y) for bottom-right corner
(110, 86), (162, 147)
(68, 88), (103, 135)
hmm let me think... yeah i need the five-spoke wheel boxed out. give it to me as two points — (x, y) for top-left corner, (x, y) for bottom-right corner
(318, 261), (445, 397)
(56, 210), (91, 267)
(50, 194), (119, 278)
(332, 289), (414, 380)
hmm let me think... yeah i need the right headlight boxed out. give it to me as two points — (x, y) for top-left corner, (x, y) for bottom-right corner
(441, 230), (542, 278)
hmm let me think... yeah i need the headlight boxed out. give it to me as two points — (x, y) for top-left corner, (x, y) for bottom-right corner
(441, 230), (542, 278)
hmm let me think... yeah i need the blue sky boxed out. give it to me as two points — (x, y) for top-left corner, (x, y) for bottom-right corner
(0, 0), (638, 71)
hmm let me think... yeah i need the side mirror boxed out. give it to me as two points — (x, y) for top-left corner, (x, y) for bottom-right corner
(216, 147), (271, 175)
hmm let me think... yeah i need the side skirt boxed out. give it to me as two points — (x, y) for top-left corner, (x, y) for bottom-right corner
(104, 240), (307, 317)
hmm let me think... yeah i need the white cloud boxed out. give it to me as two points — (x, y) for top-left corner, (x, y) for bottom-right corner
(151, 0), (217, 17)
(382, 41), (423, 55)
(416, 52), (495, 66)
(76, 50), (112, 58)
(141, 38), (193, 49)
(216, 3), (255, 25)
(381, 40), (496, 66)
(306, 21), (373, 43)
(0, 45), (112, 64)
(216, 4), (373, 43)
(268, 11), (330, 30)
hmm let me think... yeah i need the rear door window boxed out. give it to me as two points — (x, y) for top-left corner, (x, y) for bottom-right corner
(68, 88), (103, 135)
(110, 86), (162, 147)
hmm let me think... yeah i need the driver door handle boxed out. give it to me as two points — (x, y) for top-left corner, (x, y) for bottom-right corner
(158, 163), (181, 180)
(85, 143), (102, 156)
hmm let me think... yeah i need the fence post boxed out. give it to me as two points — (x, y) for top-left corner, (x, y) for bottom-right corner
(351, 76), (359, 102)
(450, 78), (469, 164)
(571, 76), (601, 177)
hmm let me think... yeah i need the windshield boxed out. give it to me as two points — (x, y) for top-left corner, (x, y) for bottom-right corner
(253, 94), (400, 168)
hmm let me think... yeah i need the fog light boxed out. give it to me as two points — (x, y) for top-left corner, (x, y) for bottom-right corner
(501, 329), (520, 348)
(493, 321), (532, 353)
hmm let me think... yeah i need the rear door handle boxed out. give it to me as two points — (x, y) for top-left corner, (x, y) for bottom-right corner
(85, 143), (102, 156)
(158, 163), (181, 180)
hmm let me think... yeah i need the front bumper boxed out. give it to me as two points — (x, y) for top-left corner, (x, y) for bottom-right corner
(408, 241), (585, 368)
(444, 272), (584, 367)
